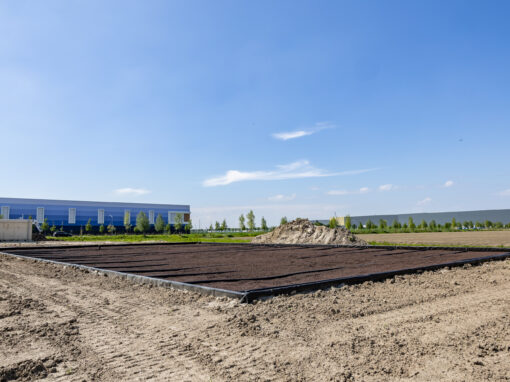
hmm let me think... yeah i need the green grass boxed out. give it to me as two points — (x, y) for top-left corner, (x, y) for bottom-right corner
(48, 233), (253, 243)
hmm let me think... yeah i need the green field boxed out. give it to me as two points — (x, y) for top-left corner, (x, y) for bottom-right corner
(48, 232), (258, 244)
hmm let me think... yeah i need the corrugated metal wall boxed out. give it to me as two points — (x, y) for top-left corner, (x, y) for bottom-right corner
(0, 198), (190, 229)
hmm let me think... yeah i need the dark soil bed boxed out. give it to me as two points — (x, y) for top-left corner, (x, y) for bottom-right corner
(3, 243), (509, 292)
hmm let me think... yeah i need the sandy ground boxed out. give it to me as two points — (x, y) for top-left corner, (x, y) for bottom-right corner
(359, 231), (510, 247)
(1, 252), (509, 381)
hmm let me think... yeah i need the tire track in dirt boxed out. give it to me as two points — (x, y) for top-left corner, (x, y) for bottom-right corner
(1, 253), (509, 381)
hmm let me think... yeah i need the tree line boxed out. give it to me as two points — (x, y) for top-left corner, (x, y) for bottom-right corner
(39, 211), (192, 236)
(341, 215), (510, 233)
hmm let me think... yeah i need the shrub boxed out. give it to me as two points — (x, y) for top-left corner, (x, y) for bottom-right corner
(280, 216), (288, 226)
(85, 219), (92, 234)
(99, 224), (105, 234)
(329, 217), (338, 229)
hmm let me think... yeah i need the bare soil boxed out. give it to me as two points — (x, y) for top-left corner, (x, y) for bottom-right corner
(253, 219), (367, 246)
(4, 244), (507, 292)
(359, 230), (510, 247)
(1, 252), (509, 381)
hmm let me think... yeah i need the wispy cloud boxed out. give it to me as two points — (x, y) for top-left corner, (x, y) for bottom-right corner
(327, 187), (370, 196)
(268, 193), (296, 202)
(444, 180), (454, 188)
(114, 188), (151, 196)
(417, 197), (432, 206)
(379, 184), (396, 191)
(203, 160), (377, 187)
(499, 189), (510, 196)
(272, 122), (334, 141)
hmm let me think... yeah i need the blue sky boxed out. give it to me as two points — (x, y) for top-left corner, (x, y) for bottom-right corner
(1, 0), (510, 227)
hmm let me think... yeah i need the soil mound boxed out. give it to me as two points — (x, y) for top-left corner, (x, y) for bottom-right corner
(252, 218), (367, 245)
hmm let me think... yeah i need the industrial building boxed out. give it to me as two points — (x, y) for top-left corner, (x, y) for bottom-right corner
(0, 197), (190, 232)
(318, 209), (510, 227)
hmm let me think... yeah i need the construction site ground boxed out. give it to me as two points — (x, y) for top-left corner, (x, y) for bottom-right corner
(1, 250), (509, 381)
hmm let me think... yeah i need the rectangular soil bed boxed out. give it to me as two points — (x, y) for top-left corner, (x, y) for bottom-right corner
(3, 243), (509, 298)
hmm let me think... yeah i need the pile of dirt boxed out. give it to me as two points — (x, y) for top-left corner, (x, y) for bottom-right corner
(252, 218), (367, 245)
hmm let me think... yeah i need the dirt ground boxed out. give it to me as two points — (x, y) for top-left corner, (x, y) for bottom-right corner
(1, 253), (509, 381)
(359, 230), (510, 247)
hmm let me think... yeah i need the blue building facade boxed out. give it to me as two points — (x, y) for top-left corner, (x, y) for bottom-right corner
(0, 197), (190, 232)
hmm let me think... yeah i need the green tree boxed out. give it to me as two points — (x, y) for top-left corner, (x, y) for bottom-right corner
(429, 220), (437, 230)
(50, 224), (57, 234)
(392, 220), (400, 229)
(261, 217), (268, 231)
(366, 219), (375, 230)
(495, 221), (503, 229)
(85, 219), (92, 234)
(208, 223), (213, 231)
(41, 218), (50, 234)
(107, 224), (116, 234)
(99, 224), (105, 234)
(165, 223), (172, 234)
(124, 211), (131, 233)
(344, 215), (352, 230)
(221, 219), (227, 231)
(173, 213), (183, 233)
(329, 217), (338, 228)
(485, 220), (493, 229)
(185, 219), (192, 233)
(136, 211), (150, 234)
(358, 221), (364, 229)
(155, 214), (165, 233)
(408, 217), (416, 231)
(280, 216), (288, 226)
(452, 218), (457, 229)
(246, 210), (255, 231)
(351, 223), (357, 230)
(379, 219), (387, 230)
(444, 222), (452, 229)
(239, 214), (246, 230)
(214, 221), (220, 231)
(419, 220), (428, 229)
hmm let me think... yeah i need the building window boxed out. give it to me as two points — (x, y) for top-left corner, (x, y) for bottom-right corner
(124, 210), (131, 225)
(149, 210), (155, 224)
(68, 208), (76, 224)
(168, 211), (174, 224)
(36, 207), (44, 223)
(1, 206), (9, 219)
(184, 213), (190, 222)
(98, 209), (105, 225)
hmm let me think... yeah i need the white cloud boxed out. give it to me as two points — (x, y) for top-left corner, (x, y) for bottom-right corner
(203, 160), (377, 187)
(273, 130), (313, 140)
(272, 122), (334, 141)
(417, 197), (432, 206)
(499, 189), (510, 196)
(327, 187), (370, 196)
(114, 188), (151, 196)
(268, 193), (296, 202)
(379, 184), (396, 191)
(444, 180), (454, 188)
